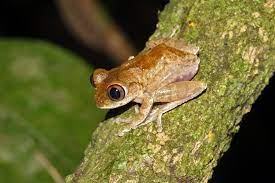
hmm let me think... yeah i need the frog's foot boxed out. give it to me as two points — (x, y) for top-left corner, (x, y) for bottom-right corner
(117, 120), (141, 136)
(139, 98), (196, 133)
(118, 105), (167, 136)
(142, 112), (164, 132)
(134, 105), (139, 114)
(112, 116), (133, 124)
(117, 127), (132, 136)
(138, 107), (164, 132)
(117, 116), (146, 136)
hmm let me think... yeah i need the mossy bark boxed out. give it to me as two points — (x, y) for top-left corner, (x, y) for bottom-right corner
(66, 0), (275, 182)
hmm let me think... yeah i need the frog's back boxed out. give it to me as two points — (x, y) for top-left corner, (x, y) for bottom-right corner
(117, 43), (199, 90)
(122, 44), (190, 71)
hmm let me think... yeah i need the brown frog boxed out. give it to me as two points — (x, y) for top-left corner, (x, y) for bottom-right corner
(91, 39), (207, 136)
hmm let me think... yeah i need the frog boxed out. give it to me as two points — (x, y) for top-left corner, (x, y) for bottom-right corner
(91, 38), (207, 136)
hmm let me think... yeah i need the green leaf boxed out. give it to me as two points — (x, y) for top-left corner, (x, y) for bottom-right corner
(0, 39), (106, 182)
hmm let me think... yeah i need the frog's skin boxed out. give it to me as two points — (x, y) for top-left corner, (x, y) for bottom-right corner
(92, 39), (207, 136)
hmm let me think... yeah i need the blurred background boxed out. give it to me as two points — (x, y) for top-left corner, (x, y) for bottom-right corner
(0, 0), (274, 182)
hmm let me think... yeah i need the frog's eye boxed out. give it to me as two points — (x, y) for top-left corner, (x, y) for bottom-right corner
(107, 84), (125, 101)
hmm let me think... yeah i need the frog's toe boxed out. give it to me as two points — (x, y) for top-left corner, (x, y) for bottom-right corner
(117, 122), (139, 136)
(113, 116), (132, 124)
(156, 114), (163, 133)
(142, 110), (164, 132)
(138, 113), (157, 128)
(130, 123), (138, 129)
(117, 127), (132, 136)
(134, 105), (139, 114)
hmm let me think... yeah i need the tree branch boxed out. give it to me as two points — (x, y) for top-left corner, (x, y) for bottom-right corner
(66, 0), (275, 182)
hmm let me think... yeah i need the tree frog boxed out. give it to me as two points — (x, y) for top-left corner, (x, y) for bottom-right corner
(91, 38), (207, 136)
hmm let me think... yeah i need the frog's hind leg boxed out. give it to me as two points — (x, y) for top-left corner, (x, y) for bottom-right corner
(139, 81), (207, 132)
(140, 95), (201, 132)
(146, 38), (199, 55)
(151, 99), (196, 132)
(139, 96), (201, 132)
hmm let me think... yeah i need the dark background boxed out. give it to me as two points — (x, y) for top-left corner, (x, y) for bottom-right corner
(0, 0), (274, 182)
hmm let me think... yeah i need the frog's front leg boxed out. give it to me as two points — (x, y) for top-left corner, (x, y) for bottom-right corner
(118, 94), (153, 136)
(140, 81), (207, 132)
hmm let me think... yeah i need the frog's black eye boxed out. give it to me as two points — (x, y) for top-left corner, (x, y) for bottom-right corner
(107, 84), (125, 101)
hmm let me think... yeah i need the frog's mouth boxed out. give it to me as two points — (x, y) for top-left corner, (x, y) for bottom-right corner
(97, 98), (132, 109)
(95, 92), (133, 109)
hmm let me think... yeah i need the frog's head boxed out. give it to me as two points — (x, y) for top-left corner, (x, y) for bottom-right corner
(91, 68), (141, 109)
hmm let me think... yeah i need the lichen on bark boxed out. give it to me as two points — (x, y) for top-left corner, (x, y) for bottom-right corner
(66, 0), (275, 182)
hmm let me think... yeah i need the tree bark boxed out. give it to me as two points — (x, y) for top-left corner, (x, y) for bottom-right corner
(66, 0), (275, 182)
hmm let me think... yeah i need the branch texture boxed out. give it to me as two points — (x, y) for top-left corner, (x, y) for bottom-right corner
(67, 0), (275, 182)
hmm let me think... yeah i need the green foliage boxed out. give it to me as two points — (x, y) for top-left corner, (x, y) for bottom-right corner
(0, 39), (106, 182)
